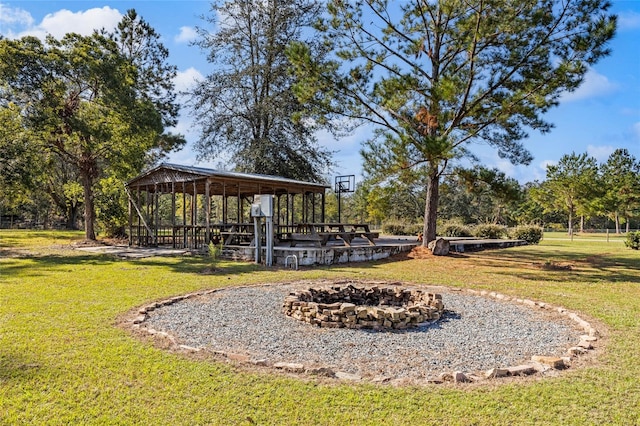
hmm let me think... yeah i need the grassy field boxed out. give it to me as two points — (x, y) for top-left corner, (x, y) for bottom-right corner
(1, 230), (639, 425)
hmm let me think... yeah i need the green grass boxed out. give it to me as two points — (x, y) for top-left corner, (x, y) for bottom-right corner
(1, 229), (639, 425)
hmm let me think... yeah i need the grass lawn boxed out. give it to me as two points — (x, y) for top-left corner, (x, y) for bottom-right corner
(1, 230), (639, 425)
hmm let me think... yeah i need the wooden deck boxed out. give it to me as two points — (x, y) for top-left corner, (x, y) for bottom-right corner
(447, 238), (528, 252)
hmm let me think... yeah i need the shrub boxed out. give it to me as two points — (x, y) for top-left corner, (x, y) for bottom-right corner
(545, 223), (566, 232)
(625, 231), (640, 250)
(440, 222), (473, 237)
(510, 225), (544, 244)
(208, 241), (223, 259)
(382, 221), (423, 236)
(473, 223), (506, 239)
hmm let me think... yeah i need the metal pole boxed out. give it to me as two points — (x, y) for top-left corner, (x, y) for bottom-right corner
(266, 216), (273, 267)
(254, 216), (261, 264)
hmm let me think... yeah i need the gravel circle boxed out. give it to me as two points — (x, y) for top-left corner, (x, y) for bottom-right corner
(144, 281), (582, 380)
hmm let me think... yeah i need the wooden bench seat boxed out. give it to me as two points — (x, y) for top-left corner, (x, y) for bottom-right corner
(220, 231), (255, 245)
(351, 231), (379, 245)
(290, 233), (325, 247)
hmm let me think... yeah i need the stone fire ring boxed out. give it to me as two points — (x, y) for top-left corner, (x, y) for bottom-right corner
(127, 279), (601, 385)
(283, 285), (444, 330)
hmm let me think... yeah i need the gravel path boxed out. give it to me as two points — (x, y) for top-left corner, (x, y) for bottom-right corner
(144, 282), (582, 380)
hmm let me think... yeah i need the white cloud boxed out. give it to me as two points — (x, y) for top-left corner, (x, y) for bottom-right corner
(560, 69), (617, 103)
(530, 160), (556, 181)
(1, 5), (122, 39)
(174, 67), (204, 93)
(619, 11), (640, 31)
(494, 157), (516, 176)
(540, 159), (556, 172)
(587, 144), (615, 162)
(0, 3), (34, 27)
(175, 26), (197, 43)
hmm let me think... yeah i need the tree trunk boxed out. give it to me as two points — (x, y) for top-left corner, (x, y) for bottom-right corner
(422, 169), (440, 246)
(580, 215), (584, 233)
(81, 172), (96, 240)
(615, 212), (620, 234)
(67, 204), (80, 230)
(567, 209), (573, 236)
(625, 216), (630, 233)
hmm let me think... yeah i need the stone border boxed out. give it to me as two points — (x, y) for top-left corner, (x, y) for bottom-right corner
(283, 285), (444, 329)
(124, 280), (601, 385)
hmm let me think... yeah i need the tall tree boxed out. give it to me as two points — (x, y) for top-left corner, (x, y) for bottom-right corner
(0, 11), (183, 239)
(533, 152), (600, 235)
(190, 0), (333, 181)
(600, 149), (640, 233)
(455, 167), (523, 225)
(288, 0), (616, 244)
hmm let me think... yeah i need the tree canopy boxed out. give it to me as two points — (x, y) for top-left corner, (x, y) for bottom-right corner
(189, 0), (334, 182)
(288, 0), (616, 244)
(532, 152), (600, 234)
(0, 10), (184, 239)
(600, 149), (640, 232)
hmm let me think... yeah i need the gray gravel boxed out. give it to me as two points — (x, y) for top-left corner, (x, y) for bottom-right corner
(144, 282), (581, 380)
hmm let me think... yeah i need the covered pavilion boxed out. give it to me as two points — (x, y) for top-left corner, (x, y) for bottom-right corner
(125, 163), (330, 249)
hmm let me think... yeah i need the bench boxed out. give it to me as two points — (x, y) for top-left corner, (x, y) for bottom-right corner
(354, 231), (379, 245)
(220, 231), (254, 246)
(290, 233), (325, 247)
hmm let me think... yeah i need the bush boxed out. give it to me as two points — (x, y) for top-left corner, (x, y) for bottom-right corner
(625, 231), (640, 250)
(381, 221), (423, 236)
(473, 223), (506, 239)
(440, 222), (473, 237)
(208, 241), (223, 259)
(545, 223), (566, 232)
(510, 225), (544, 244)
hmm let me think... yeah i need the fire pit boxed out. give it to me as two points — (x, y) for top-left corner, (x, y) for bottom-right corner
(283, 284), (444, 330)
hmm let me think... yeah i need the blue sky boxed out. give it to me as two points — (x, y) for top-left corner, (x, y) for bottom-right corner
(1, 0), (639, 184)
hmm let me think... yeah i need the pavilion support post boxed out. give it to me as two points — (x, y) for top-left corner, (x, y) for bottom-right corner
(277, 194), (281, 224)
(303, 193), (307, 223)
(182, 181), (187, 249)
(171, 181), (176, 248)
(128, 191), (133, 246)
(312, 193), (316, 223)
(205, 179), (211, 246)
(222, 182), (227, 224)
(192, 181), (197, 249)
(285, 193), (290, 227)
(237, 186), (241, 223)
(136, 187), (141, 246)
(147, 186), (152, 244)
(321, 192), (325, 223)
(154, 184), (159, 246)
(290, 194), (295, 227)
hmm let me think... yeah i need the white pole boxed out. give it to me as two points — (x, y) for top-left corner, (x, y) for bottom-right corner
(266, 216), (273, 267)
(254, 216), (261, 264)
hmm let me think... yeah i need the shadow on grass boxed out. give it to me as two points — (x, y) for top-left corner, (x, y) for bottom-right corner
(0, 352), (46, 383)
(0, 253), (117, 277)
(4, 241), (639, 286)
(0, 249), (272, 279)
(0, 230), (84, 248)
(461, 247), (640, 284)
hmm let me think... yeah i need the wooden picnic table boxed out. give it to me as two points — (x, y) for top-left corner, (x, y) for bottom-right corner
(220, 222), (255, 246)
(290, 223), (379, 247)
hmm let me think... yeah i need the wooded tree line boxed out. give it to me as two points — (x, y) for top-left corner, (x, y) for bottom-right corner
(0, 1), (623, 241)
(330, 149), (640, 234)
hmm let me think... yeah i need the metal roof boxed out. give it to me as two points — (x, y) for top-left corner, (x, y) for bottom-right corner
(126, 163), (329, 195)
